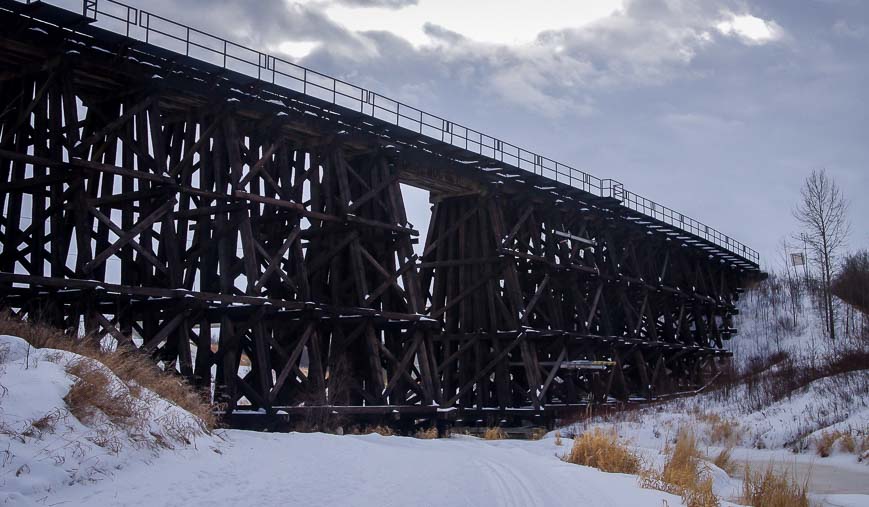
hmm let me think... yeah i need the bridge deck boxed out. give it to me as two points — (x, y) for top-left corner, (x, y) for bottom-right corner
(2, 0), (760, 271)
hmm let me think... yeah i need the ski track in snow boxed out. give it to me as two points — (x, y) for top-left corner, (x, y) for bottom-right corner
(44, 432), (684, 507)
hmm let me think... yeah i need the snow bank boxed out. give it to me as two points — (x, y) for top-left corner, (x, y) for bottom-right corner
(0, 334), (214, 506)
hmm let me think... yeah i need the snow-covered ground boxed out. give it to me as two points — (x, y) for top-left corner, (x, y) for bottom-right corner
(1, 284), (867, 506)
(40, 432), (691, 507)
(0, 332), (693, 507)
(559, 289), (869, 506)
(0, 334), (215, 506)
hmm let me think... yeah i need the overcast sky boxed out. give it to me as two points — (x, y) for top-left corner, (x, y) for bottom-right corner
(104, 0), (868, 270)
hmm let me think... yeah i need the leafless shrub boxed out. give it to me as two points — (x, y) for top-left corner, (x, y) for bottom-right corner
(87, 426), (123, 454)
(22, 408), (67, 438)
(736, 345), (868, 414)
(832, 250), (868, 315)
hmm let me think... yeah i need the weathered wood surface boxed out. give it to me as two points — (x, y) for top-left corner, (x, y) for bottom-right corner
(0, 4), (756, 425)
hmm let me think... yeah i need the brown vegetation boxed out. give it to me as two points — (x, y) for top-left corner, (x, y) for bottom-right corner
(364, 425), (395, 437)
(529, 427), (547, 440)
(64, 358), (136, 425)
(640, 429), (719, 507)
(732, 346), (869, 414)
(741, 464), (810, 507)
(832, 250), (869, 314)
(483, 427), (507, 440)
(414, 426), (438, 439)
(562, 427), (641, 475)
(21, 408), (66, 438)
(712, 447), (736, 475)
(815, 429), (865, 457)
(0, 313), (215, 430)
(693, 411), (740, 446)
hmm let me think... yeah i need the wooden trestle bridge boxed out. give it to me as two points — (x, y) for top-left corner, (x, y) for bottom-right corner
(0, 0), (763, 429)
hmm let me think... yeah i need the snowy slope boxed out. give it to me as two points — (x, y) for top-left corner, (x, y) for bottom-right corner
(557, 287), (869, 506)
(0, 334), (215, 506)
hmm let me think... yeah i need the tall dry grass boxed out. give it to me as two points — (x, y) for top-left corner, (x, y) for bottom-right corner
(640, 429), (719, 507)
(741, 464), (810, 507)
(712, 447), (736, 475)
(562, 427), (642, 474)
(483, 427), (507, 440)
(414, 426), (439, 439)
(0, 313), (215, 429)
(64, 358), (137, 425)
(814, 428), (866, 457)
(363, 425), (394, 436)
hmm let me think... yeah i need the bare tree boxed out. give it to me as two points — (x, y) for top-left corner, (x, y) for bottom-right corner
(777, 238), (801, 329)
(792, 169), (850, 341)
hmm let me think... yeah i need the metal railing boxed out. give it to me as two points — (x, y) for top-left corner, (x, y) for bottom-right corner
(16, 0), (760, 265)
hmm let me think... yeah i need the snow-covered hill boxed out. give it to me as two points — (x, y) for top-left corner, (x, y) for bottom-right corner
(559, 286), (869, 506)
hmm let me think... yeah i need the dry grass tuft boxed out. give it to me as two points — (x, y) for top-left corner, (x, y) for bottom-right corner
(693, 410), (740, 446)
(554, 432), (563, 446)
(562, 427), (642, 475)
(22, 408), (66, 438)
(0, 313), (215, 430)
(710, 419), (739, 445)
(640, 429), (719, 507)
(529, 427), (546, 440)
(838, 432), (856, 453)
(815, 430), (838, 457)
(712, 446), (736, 475)
(64, 358), (136, 425)
(365, 425), (394, 437)
(814, 429), (863, 457)
(415, 426), (439, 439)
(483, 427), (507, 440)
(741, 464), (810, 507)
